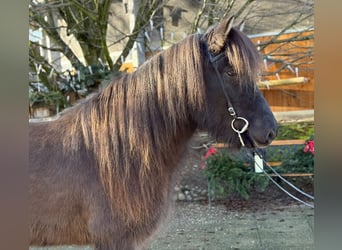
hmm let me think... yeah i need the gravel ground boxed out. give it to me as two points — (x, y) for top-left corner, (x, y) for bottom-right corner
(30, 200), (314, 250)
(148, 202), (314, 250)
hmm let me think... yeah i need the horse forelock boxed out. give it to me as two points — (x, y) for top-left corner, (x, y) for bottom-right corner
(62, 33), (206, 225)
(225, 27), (262, 84)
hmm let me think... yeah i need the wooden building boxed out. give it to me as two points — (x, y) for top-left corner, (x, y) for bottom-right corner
(251, 30), (314, 112)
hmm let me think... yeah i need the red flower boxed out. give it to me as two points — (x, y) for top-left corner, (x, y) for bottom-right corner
(201, 147), (218, 169)
(303, 140), (314, 155)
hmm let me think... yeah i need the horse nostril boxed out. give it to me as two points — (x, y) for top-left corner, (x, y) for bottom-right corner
(253, 125), (278, 146)
(267, 128), (277, 142)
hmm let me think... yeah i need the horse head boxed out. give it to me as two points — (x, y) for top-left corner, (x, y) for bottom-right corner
(199, 16), (278, 148)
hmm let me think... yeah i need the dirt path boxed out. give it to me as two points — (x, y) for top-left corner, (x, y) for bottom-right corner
(30, 200), (314, 250)
(148, 202), (314, 250)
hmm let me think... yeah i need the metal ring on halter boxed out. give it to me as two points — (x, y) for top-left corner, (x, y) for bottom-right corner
(231, 117), (249, 134)
(231, 117), (249, 147)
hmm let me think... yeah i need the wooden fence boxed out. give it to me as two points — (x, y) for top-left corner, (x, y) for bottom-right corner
(213, 139), (313, 177)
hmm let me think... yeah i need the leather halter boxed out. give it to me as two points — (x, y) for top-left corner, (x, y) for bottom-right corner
(208, 50), (249, 147)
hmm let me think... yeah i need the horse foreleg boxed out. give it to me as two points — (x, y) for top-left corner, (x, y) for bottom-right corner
(94, 241), (138, 250)
(88, 206), (143, 250)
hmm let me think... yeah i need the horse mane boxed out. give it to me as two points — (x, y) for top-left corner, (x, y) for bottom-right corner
(60, 34), (206, 226)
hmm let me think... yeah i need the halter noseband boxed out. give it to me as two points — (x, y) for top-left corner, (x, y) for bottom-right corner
(208, 50), (249, 147)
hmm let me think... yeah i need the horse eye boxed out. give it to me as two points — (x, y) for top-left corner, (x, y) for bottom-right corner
(225, 70), (236, 77)
(210, 49), (217, 54)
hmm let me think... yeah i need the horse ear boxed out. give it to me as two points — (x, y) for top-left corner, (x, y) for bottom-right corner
(208, 16), (235, 54)
(215, 16), (235, 40)
(236, 20), (245, 32)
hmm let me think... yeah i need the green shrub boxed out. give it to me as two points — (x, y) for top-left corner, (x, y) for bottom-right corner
(203, 151), (269, 200)
(276, 138), (314, 174)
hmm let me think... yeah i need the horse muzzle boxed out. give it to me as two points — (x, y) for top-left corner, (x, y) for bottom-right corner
(246, 126), (278, 148)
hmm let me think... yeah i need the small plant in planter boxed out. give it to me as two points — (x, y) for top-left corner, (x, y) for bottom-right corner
(60, 64), (114, 95)
(29, 84), (69, 118)
(202, 147), (269, 200)
(29, 61), (115, 118)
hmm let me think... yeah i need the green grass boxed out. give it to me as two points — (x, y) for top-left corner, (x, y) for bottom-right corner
(276, 122), (314, 140)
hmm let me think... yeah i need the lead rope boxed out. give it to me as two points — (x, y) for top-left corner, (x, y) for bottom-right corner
(253, 149), (314, 200)
(245, 149), (314, 208)
(231, 120), (314, 208)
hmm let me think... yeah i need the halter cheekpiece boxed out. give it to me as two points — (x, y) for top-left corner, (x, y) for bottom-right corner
(208, 49), (249, 147)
